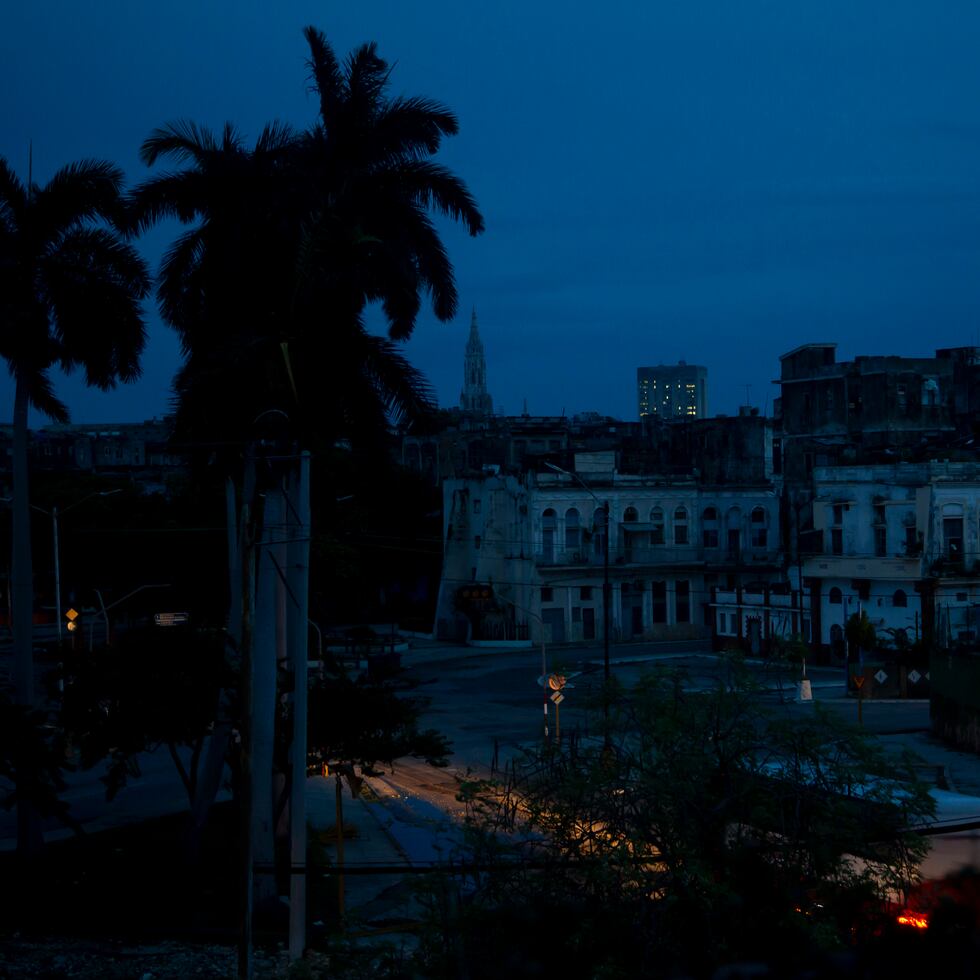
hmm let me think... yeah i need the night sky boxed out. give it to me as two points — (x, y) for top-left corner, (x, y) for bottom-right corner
(3, 2), (980, 426)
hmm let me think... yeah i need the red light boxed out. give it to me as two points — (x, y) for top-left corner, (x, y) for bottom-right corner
(896, 912), (929, 930)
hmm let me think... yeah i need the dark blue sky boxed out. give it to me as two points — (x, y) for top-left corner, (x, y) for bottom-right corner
(3, 1), (980, 424)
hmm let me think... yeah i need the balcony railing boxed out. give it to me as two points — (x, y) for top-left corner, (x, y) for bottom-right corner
(536, 545), (780, 567)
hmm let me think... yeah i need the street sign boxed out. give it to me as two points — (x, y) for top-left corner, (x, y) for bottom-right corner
(65, 608), (78, 621)
(853, 675), (865, 689)
(154, 611), (190, 627)
(550, 692), (564, 704)
(548, 674), (566, 691)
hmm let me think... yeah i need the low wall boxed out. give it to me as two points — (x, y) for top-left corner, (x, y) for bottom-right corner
(931, 651), (980, 752)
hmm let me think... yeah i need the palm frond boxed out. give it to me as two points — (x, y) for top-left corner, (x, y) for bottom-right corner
(40, 226), (149, 387)
(344, 42), (391, 120)
(140, 120), (229, 167)
(125, 170), (211, 235)
(0, 157), (27, 230)
(24, 368), (69, 423)
(374, 96), (459, 157)
(33, 159), (126, 237)
(303, 26), (345, 123)
(378, 158), (484, 235)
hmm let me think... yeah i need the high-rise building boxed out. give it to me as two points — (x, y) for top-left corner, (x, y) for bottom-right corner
(460, 309), (493, 416)
(637, 362), (708, 419)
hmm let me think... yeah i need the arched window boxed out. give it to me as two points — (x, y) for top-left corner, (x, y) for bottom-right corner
(702, 506), (719, 548)
(943, 503), (964, 560)
(751, 507), (768, 548)
(893, 589), (908, 608)
(542, 509), (556, 563)
(565, 508), (581, 551)
(829, 587), (842, 604)
(650, 507), (665, 545)
(592, 506), (607, 558)
(624, 506), (638, 522)
(674, 507), (688, 545)
(726, 507), (742, 555)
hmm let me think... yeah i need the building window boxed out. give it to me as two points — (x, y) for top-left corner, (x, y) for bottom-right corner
(652, 581), (667, 623)
(473, 499), (481, 514)
(542, 509), (557, 563)
(474, 535), (481, 549)
(592, 507), (607, 558)
(874, 527), (886, 558)
(943, 508), (964, 560)
(730, 613), (738, 634)
(893, 590), (907, 608)
(831, 528), (843, 555)
(650, 507), (665, 546)
(832, 503), (844, 525)
(905, 525), (918, 554)
(676, 581), (690, 623)
(541, 587), (554, 603)
(772, 438), (782, 475)
(580, 586), (592, 600)
(750, 507), (767, 548)
(702, 507), (719, 548)
(565, 508), (581, 551)
(829, 587), (842, 604)
(674, 507), (688, 546)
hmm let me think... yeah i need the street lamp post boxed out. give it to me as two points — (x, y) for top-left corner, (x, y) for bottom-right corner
(5, 489), (124, 644)
(46, 490), (123, 644)
(543, 462), (611, 728)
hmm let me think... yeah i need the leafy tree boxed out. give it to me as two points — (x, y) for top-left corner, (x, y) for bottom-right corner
(443, 666), (933, 978)
(307, 657), (449, 781)
(0, 156), (149, 854)
(57, 626), (230, 807)
(846, 609), (878, 661)
(0, 692), (79, 837)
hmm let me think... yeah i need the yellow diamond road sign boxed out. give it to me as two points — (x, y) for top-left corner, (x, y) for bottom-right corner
(65, 608), (78, 621)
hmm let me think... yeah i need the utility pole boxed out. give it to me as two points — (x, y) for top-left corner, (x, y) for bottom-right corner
(287, 452), (311, 960)
(543, 462), (612, 734)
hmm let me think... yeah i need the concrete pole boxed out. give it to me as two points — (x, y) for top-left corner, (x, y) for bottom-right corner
(252, 487), (281, 903)
(287, 452), (311, 960)
(237, 462), (256, 980)
(53, 506), (62, 645)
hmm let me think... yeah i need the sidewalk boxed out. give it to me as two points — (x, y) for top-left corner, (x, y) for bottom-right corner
(304, 774), (436, 927)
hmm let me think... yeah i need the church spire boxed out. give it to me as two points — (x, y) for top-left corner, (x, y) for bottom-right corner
(460, 308), (493, 416)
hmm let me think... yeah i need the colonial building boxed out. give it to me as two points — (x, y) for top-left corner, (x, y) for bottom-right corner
(433, 451), (781, 645)
(800, 461), (980, 654)
(774, 343), (980, 483)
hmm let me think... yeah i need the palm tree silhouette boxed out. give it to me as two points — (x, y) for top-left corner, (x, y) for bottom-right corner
(0, 156), (149, 852)
(129, 27), (484, 454)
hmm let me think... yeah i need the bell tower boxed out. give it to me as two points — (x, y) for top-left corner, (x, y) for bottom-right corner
(460, 309), (493, 416)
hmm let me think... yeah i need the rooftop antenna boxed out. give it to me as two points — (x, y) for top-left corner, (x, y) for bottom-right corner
(743, 383), (752, 406)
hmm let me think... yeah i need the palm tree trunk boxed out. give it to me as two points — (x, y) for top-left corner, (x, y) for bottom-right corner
(12, 372), (41, 856)
(11, 373), (33, 707)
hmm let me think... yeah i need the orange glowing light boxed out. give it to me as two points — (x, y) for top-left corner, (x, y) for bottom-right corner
(896, 912), (929, 930)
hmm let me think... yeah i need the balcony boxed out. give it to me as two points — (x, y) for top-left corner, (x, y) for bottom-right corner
(802, 555), (923, 581)
(536, 545), (780, 569)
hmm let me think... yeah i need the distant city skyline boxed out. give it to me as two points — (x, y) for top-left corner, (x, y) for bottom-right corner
(4, 2), (980, 426)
